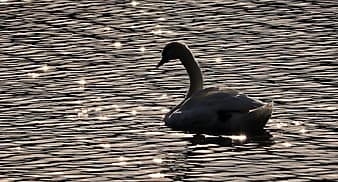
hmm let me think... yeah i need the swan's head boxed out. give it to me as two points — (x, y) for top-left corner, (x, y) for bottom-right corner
(157, 42), (187, 68)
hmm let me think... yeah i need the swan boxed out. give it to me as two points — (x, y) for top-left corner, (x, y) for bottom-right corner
(157, 42), (273, 135)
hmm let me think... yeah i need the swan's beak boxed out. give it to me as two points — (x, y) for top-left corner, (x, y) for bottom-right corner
(156, 57), (167, 68)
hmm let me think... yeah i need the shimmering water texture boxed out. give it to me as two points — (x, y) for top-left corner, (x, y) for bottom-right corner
(0, 0), (337, 181)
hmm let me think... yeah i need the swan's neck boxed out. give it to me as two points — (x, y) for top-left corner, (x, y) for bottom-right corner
(180, 47), (203, 99)
(164, 47), (203, 121)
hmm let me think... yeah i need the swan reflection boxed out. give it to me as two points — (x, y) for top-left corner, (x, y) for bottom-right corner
(188, 131), (273, 147)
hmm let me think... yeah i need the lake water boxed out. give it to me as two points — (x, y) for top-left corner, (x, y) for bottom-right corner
(0, 0), (337, 181)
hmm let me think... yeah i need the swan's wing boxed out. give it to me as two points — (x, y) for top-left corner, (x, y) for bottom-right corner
(180, 87), (264, 112)
(166, 87), (272, 134)
(167, 102), (272, 134)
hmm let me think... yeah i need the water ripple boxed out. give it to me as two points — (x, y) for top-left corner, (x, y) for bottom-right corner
(0, 0), (337, 181)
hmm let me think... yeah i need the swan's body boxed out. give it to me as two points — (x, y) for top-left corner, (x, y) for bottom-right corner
(158, 42), (272, 135)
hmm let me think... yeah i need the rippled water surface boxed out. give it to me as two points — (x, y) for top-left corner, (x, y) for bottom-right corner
(1, 0), (337, 181)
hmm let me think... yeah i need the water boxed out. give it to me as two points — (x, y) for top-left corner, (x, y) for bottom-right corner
(0, 0), (337, 181)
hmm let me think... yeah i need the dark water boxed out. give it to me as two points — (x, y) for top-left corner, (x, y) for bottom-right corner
(0, 0), (337, 181)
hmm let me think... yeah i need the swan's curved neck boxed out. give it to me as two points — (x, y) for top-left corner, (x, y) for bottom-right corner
(180, 47), (203, 99)
(164, 46), (203, 121)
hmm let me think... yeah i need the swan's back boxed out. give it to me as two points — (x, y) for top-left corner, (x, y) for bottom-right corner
(182, 87), (263, 111)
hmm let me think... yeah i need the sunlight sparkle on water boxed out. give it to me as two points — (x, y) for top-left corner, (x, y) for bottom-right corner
(119, 156), (127, 161)
(292, 121), (302, 126)
(157, 17), (166, 21)
(152, 29), (163, 35)
(49, 171), (64, 175)
(149, 173), (165, 178)
(103, 26), (111, 31)
(113, 156), (127, 166)
(325, 106), (337, 110)
(97, 115), (109, 120)
(28, 72), (40, 78)
(77, 108), (88, 119)
(160, 94), (168, 99)
(282, 142), (292, 147)
(130, 0), (139, 7)
(215, 58), (222, 63)
(229, 134), (247, 141)
(161, 108), (170, 113)
(100, 143), (111, 149)
(95, 107), (102, 112)
(76, 79), (86, 90)
(151, 25), (164, 35)
(114, 41), (122, 48)
(152, 158), (163, 164)
(276, 122), (288, 129)
(131, 110), (137, 116)
(39, 64), (49, 72)
(112, 104), (120, 111)
(299, 128), (307, 133)
(169, 132), (194, 138)
(77, 79), (86, 85)
(139, 46), (146, 52)
(15, 146), (22, 151)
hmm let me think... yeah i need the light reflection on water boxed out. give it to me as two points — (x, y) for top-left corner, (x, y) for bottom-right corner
(152, 158), (163, 164)
(76, 79), (87, 85)
(27, 72), (40, 78)
(0, 0), (337, 181)
(139, 46), (146, 52)
(40, 64), (50, 72)
(281, 142), (292, 148)
(130, 1), (140, 7)
(114, 41), (122, 48)
(149, 172), (165, 178)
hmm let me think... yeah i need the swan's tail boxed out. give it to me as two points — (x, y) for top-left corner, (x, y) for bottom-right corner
(247, 102), (273, 130)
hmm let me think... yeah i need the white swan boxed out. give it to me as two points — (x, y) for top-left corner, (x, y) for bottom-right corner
(157, 42), (273, 135)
